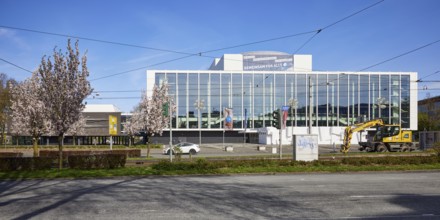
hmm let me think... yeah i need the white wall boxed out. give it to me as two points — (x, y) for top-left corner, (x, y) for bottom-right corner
(293, 55), (312, 71)
(409, 72), (418, 131)
(146, 70), (156, 98)
(223, 54), (243, 71)
(258, 126), (359, 145)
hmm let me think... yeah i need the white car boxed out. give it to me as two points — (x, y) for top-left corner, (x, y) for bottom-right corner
(163, 142), (200, 155)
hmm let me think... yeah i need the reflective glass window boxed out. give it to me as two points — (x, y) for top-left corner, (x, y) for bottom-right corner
(339, 74), (349, 126)
(359, 75), (369, 121)
(232, 74), (242, 128)
(210, 73), (221, 128)
(297, 74), (307, 126)
(349, 74), (359, 124)
(370, 75), (380, 119)
(188, 73), (198, 128)
(254, 74), (264, 128)
(200, 74), (209, 128)
(328, 74), (338, 126)
(401, 75), (410, 128)
(243, 74), (253, 129)
(317, 74), (327, 126)
(177, 73), (187, 128)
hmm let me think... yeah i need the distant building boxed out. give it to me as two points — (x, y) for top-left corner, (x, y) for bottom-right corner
(83, 104), (122, 136)
(146, 52), (418, 145)
(418, 95), (440, 116)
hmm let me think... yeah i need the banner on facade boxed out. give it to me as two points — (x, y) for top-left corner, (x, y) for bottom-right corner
(224, 108), (233, 130)
(109, 115), (118, 135)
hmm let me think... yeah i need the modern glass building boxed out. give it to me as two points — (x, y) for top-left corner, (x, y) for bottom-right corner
(146, 52), (418, 144)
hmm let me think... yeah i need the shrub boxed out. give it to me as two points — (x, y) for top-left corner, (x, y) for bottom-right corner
(341, 156), (439, 166)
(68, 154), (126, 169)
(40, 149), (140, 158)
(432, 142), (440, 156)
(0, 157), (56, 171)
(0, 152), (23, 158)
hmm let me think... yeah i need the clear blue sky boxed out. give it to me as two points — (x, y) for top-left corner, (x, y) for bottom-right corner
(1, 0), (439, 112)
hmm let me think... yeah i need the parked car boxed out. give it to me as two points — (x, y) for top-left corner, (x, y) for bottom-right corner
(163, 142), (200, 155)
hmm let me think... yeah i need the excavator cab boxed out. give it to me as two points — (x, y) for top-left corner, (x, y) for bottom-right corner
(374, 125), (400, 140)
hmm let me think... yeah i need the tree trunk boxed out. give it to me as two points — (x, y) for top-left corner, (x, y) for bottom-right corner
(58, 134), (64, 170)
(32, 136), (39, 157)
(146, 134), (151, 158)
(73, 135), (76, 146)
(128, 136), (132, 147)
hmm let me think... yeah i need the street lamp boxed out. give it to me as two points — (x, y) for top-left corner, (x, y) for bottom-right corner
(194, 99), (205, 146)
(288, 98), (298, 138)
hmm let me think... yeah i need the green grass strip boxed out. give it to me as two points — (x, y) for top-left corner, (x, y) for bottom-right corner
(1, 163), (440, 180)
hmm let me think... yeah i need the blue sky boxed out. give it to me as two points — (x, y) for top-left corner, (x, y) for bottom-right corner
(1, 0), (439, 112)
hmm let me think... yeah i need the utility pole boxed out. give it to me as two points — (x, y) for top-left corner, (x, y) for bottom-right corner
(169, 103), (173, 162)
(279, 121), (282, 160)
(194, 99), (205, 147)
(308, 76), (313, 134)
(288, 98), (298, 141)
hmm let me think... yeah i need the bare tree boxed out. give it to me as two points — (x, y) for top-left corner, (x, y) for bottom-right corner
(37, 39), (92, 169)
(136, 83), (173, 157)
(10, 74), (49, 157)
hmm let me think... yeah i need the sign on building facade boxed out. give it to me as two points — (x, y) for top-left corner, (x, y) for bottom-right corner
(109, 115), (118, 135)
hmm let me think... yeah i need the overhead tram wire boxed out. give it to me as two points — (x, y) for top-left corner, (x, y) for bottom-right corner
(321, 38), (440, 86)
(358, 39), (440, 72)
(0, 25), (314, 67)
(85, 87), (440, 100)
(321, 0), (384, 31)
(0, 25), (195, 56)
(292, 0), (384, 54)
(293, 30), (321, 54)
(89, 54), (194, 81)
(253, 0), (385, 87)
(0, 57), (33, 73)
(1, 0), (385, 81)
(416, 70), (440, 82)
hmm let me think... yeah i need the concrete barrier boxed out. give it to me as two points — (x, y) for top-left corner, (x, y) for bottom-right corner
(225, 146), (233, 152)
(257, 146), (266, 151)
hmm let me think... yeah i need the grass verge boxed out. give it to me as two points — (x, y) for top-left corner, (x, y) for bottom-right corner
(1, 156), (440, 179)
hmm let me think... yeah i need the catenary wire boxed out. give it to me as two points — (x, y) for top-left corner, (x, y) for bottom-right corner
(417, 70), (440, 82)
(0, 57), (33, 73)
(1, 0), (385, 81)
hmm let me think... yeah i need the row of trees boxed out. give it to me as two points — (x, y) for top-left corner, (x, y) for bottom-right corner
(8, 40), (92, 169)
(6, 39), (174, 167)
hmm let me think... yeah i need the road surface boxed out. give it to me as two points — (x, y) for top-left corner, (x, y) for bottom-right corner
(1, 171), (440, 219)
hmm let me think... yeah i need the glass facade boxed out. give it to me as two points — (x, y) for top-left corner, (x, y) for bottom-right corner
(156, 71), (412, 129)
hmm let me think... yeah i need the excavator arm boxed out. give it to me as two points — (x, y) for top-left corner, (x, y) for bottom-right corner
(340, 119), (384, 153)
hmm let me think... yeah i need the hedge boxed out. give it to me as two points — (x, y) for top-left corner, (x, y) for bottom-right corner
(0, 157), (56, 171)
(0, 152), (24, 158)
(340, 156), (440, 165)
(68, 154), (126, 169)
(40, 149), (140, 158)
(152, 156), (440, 172)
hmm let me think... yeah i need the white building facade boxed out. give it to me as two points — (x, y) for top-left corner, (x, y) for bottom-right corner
(146, 52), (418, 145)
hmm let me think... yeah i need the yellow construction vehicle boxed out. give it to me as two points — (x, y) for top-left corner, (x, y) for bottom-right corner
(340, 119), (414, 153)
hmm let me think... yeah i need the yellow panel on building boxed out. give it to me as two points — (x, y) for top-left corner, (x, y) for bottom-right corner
(109, 115), (118, 135)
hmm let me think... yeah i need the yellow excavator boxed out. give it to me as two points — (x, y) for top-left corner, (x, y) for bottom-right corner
(340, 119), (414, 153)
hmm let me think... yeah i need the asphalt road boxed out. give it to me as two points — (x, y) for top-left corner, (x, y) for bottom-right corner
(1, 172), (440, 219)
